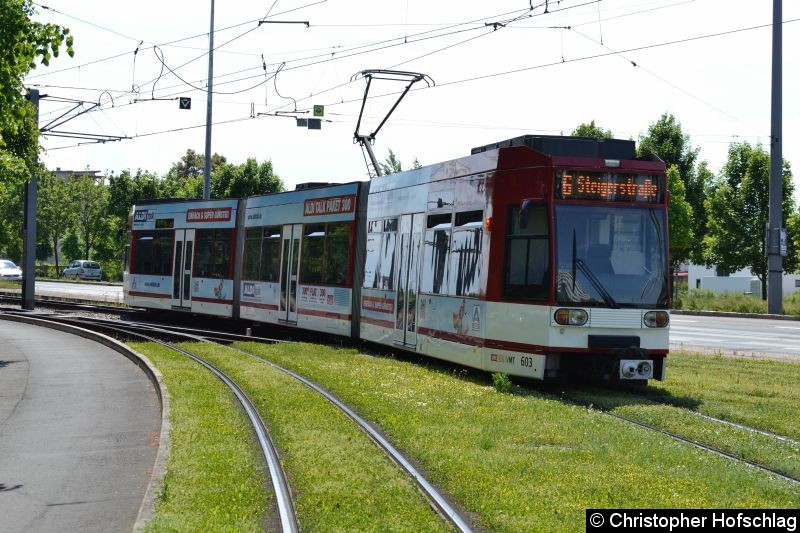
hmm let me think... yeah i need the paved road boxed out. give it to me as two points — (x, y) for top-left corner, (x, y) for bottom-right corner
(0, 319), (160, 532)
(670, 314), (800, 359)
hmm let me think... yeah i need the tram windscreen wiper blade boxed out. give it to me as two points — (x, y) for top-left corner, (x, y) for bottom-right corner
(575, 258), (619, 309)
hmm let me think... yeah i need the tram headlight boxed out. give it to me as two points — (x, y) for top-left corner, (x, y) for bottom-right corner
(554, 308), (588, 326)
(643, 311), (669, 328)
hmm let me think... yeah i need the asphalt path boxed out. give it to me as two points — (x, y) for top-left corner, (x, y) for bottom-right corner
(0, 319), (160, 532)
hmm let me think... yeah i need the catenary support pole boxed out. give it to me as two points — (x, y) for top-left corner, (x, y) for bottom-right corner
(767, 0), (782, 314)
(203, 0), (215, 200)
(22, 89), (40, 311)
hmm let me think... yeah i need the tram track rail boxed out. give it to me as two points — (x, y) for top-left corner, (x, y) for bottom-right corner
(550, 388), (800, 485)
(1, 310), (299, 533)
(15, 310), (473, 532)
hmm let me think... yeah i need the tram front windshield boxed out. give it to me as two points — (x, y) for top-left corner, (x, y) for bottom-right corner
(554, 205), (668, 308)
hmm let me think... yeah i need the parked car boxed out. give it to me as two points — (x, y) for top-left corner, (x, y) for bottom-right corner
(62, 260), (102, 280)
(0, 260), (22, 281)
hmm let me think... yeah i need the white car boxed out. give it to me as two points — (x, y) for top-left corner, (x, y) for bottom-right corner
(0, 260), (23, 281)
(62, 260), (102, 280)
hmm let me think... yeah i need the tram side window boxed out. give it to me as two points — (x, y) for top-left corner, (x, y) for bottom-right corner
(300, 222), (352, 286)
(363, 219), (398, 290)
(260, 228), (281, 282)
(132, 231), (174, 275)
(243, 228), (262, 280)
(195, 228), (233, 279)
(421, 213), (452, 294)
(503, 205), (550, 300)
(242, 227), (281, 282)
(449, 210), (483, 297)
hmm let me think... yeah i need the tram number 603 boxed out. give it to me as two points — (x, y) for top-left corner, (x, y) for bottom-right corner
(521, 356), (535, 368)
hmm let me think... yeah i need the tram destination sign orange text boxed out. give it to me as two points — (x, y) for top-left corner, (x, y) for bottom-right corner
(555, 171), (663, 203)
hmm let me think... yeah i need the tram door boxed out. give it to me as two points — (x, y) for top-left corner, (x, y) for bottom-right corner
(172, 229), (195, 308)
(279, 224), (302, 323)
(394, 213), (423, 346)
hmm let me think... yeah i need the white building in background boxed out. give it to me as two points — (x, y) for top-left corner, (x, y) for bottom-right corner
(685, 263), (800, 296)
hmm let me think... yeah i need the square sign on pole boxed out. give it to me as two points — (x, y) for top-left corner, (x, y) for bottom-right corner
(313, 105), (324, 117)
(179, 97), (192, 110)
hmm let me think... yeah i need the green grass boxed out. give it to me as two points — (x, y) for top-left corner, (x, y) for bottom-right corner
(649, 349), (800, 439)
(174, 342), (448, 532)
(130, 342), (271, 532)
(233, 341), (800, 532)
(674, 289), (800, 315)
(561, 350), (800, 478)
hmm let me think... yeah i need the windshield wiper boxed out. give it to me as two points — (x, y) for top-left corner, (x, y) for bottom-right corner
(574, 258), (619, 309)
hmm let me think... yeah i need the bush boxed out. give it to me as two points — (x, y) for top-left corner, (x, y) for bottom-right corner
(492, 372), (512, 393)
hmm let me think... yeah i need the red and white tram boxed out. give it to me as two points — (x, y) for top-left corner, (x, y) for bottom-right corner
(125, 135), (670, 382)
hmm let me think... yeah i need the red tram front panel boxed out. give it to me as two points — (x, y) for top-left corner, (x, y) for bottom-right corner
(240, 183), (361, 334)
(125, 199), (240, 317)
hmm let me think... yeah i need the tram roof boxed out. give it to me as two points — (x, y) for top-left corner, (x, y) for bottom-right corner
(471, 135), (639, 161)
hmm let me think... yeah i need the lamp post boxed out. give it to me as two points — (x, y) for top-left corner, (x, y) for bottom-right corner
(203, 0), (215, 200)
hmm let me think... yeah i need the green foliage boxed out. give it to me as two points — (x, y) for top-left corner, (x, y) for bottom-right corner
(704, 143), (796, 298)
(571, 120), (613, 139)
(638, 113), (708, 264)
(211, 157), (283, 198)
(666, 165), (694, 268)
(37, 171), (75, 270)
(71, 174), (109, 260)
(235, 341), (800, 530)
(673, 288), (800, 315)
(379, 148), (403, 175)
(162, 148), (227, 197)
(0, 0), (73, 189)
(492, 372), (512, 393)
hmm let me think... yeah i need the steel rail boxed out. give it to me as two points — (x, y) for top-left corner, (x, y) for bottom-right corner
(225, 344), (474, 533)
(556, 392), (800, 486)
(43, 313), (472, 530)
(14, 313), (299, 533)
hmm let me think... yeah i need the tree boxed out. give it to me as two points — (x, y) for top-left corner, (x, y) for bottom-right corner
(380, 149), (403, 175)
(638, 113), (708, 264)
(163, 148), (227, 198)
(212, 158), (283, 198)
(571, 120), (613, 139)
(379, 149), (421, 175)
(0, 0), (72, 262)
(37, 172), (76, 273)
(703, 142), (796, 299)
(666, 165), (694, 270)
(0, 0), (73, 192)
(69, 174), (109, 260)
(107, 168), (163, 219)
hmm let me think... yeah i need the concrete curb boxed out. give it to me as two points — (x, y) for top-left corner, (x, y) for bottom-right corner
(0, 313), (171, 532)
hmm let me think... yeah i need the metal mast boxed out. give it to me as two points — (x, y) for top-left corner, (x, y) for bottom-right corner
(203, 0), (215, 200)
(767, 0), (782, 314)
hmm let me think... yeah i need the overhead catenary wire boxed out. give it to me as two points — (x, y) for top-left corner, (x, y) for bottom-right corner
(38, 8), (798, 154)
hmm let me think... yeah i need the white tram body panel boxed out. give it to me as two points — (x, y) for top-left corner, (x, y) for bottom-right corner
(126, 199), (239, 317)
(240, 182), (360, 333)
(359, 151), (497, 358)
(124, 134), (670, 383)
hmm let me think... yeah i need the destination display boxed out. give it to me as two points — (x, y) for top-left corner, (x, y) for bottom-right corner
(555, 170), (663, 203)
